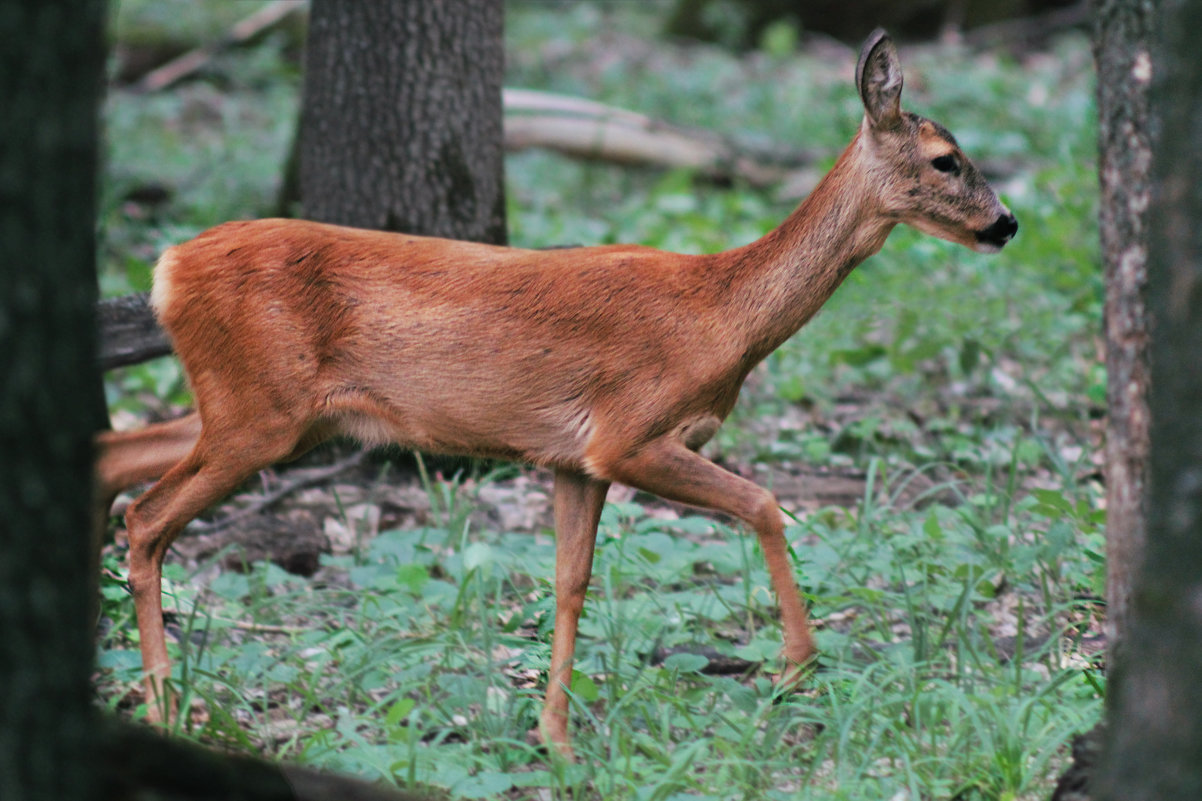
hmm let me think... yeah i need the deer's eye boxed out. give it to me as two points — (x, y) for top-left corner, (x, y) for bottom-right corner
(931, 154), (960, 174)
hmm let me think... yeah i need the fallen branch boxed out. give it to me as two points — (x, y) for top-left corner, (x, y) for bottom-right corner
(159, 603), (309, 635)
(193, 450), (368, 535)
(133, 0), (305, 93)
(98, 291), (171, 369)
(503, 87), (816, 187)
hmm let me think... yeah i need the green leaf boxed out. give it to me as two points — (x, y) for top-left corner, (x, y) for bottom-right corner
(395, 563), (429, 594)
(349, 563), (396, 590)
(830, 344), (886, 367)
(759, 19), (798, 58)
(101, 584), (129, 601)
(463, 541), (494, 572)
(638, 546), (663, 564)
(455, 772), (515, 799)
(96, 649), (142, 671)
(208, 571), (250, 600)
(385, 697), (416, 727)
(923, 510), (944, 541)
(570, 670), (600, 702)
(663, 652), (710, 673)
(1030, 489), (1075, 518)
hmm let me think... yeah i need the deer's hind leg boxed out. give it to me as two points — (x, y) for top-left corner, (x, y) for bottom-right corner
(124, 420), (307, 721)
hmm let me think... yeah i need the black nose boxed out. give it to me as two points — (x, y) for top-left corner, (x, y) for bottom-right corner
(976, 213), (1018, 248)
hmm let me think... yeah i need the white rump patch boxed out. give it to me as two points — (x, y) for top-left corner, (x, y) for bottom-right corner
(149, 248), (179, 317)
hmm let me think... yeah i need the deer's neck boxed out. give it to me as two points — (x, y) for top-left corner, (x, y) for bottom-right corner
(718, 133), (894, 365)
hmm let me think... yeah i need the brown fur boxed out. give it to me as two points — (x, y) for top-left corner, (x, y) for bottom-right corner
(98, 29), (1015, 759)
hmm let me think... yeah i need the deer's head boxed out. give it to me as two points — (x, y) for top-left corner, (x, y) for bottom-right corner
(855, 29), (1017, 253)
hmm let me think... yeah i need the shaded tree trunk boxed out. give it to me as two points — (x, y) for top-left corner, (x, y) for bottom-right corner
(298, 0), (506, 243)
(0, 2), (107, 799)
(1100, 0), (1202, 797)
(1050, 5), (1154, 799)
(0, 3), (464, 798)
(1093, 0), (1153, 670)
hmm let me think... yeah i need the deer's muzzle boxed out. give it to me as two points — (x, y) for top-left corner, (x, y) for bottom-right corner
(974, 212), (1018, 252)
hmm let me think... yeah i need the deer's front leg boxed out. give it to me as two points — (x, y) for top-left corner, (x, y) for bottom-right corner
(607, 440), (816, 674)
(540, 469), (609, 760)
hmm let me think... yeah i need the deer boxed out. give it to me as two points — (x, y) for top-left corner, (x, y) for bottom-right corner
(99, 29), (1016, 759)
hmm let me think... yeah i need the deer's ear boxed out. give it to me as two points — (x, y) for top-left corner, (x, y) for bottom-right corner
(856, 28), (903, 130)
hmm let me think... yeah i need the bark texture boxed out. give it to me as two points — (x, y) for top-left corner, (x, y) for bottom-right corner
(1093, 0), (1153, 667)
(1052, 5), (1156, 799)
(299, 0), (506, 243)
(0, 2), (106, 799)
(1101, 0), (1202, 797)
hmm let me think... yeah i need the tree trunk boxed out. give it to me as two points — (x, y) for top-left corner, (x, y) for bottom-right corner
(1101, 0), (1202, 797)
(1093, 0), (1153, 670)
(298, 0), (506, 244)
(0, 3), (471, 797)
(1050, 5), (1154, 799)
(0, 2), (106, 799)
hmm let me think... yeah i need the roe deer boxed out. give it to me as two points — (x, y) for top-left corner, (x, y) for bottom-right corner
(105, 29), (1015, 758)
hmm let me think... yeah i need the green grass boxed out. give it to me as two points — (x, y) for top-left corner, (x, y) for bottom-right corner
(97, 2), (1104, 799)
(97, 481), (1102, 799)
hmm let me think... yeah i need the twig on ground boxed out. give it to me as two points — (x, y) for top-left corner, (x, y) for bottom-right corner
(133, 0), (305, 93)
(194, 450), (368, 534)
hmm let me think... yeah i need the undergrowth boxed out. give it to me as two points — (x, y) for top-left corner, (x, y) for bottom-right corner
(97, 467), (1102, 799)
